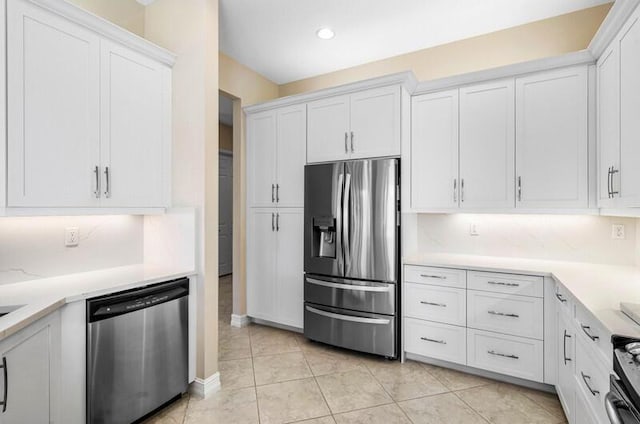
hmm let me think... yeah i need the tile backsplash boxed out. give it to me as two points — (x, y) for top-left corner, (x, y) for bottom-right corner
(417, 214), (639, 266)
(0, 215), (143, 285)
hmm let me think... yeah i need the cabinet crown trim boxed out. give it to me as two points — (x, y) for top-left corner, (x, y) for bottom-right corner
(588, 0), (640, 59)
(23, 0), (176, 66)
(243, 71), (417, 114)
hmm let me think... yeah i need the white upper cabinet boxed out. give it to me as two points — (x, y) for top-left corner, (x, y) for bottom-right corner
(459, 79), (515, 209)
(247, 104), (306, 208)
(307, 86), (401, 163)
(515, 66), (588, 209)
(411, 90), (459, 210)
(597, 45), (620, 208)
(100, 41), (170, 208)
(4, 0), (173, 213)
(7, 0), (100, 207)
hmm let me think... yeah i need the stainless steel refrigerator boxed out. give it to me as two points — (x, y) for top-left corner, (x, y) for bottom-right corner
(303, 158), (399, 358)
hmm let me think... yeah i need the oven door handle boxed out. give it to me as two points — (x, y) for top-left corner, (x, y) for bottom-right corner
(605, 391), (628, 424)
(306, 277), (392, 293)
(305, 305), (390, 325)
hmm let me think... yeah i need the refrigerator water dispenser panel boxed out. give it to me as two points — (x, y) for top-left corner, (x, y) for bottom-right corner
(313, 216), (336, 258)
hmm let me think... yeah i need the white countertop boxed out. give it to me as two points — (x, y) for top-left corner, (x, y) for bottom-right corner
(403, 252), (640, 338)
(0, 264), (196, 341)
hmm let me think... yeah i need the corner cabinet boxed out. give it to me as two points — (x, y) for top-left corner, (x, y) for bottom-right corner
(307, 85), (402, 163)
(4, 0), (173, 213)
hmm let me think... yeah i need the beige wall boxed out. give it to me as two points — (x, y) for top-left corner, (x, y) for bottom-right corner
(219, 53), (279, 317)
(219, 124), (233, 152)
(279, 3), (612, 96)
(144, 0), (220, 381)
(66, 0), (145, 36)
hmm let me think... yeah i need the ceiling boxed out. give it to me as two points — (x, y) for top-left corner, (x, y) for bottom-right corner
(219, 0), (611, 84)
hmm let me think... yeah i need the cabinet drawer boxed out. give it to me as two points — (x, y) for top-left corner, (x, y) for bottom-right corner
(467, 328), (543, 382)
(404, 265), (466, 289)
(404, 283), (466, 326)
(575, 336), (610, 424)
(467, 290), (543, 340)
(575, 304), (611, 364)
(404, 318), (466, 365)
(467, 271), (543, 297)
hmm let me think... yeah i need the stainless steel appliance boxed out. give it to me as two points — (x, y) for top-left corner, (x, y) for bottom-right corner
(87, 278), (189, 424)
(607, 335), (640, 424)
(304, 158), (399, 358)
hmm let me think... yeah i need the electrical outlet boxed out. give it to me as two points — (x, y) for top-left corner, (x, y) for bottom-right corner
(65, 227), (79, 247)
(469, 223), (480, 236)
(612, 224), (625, 240)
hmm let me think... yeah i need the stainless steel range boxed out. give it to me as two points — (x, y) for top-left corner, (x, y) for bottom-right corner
(303, 158), (399, 358)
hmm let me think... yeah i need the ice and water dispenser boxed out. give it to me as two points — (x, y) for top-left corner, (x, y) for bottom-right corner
(312, 216), (336, 259)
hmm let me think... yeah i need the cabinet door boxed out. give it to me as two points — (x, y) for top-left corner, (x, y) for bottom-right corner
(349, 86), (401, 160)
(574, 389), (598, 424)
(557, 309), (575, 423)
(247, 111), (277, 207)
(515, 67), (588, 209)
(411, 90), (459, 210)
(275, 209), (304, 328)
(0, 324), (50, 424)
(597, 45), (621, 208)
(247, 209), (277, 321)
(276, 105), (306, 207)
(100, 41), (169, 208)
(7, 0), (100, 207)
(307, 95), (350, 163)
(459, 79), (515, 209)
(619, 11), (640, 207)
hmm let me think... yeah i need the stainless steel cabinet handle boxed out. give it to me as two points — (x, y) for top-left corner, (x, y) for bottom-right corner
(581, 324), (599, 341)
(420, 301), (447, 307)
(605, 392), (626, 424)
(276, 184), (279, 203)
(421, 337), (446, 344)
(563, 330), (572, 365)
(488, 310), (519, 318)
(487, 350), (518, 359)
(517, 176), (522, 202)
(581, 372), (600, 396)
(276, 213), (280, 231)
(306, 277), (392, 292)
(306, 305), (390, 324)
(555, 293), (567, 303)
(453, 179), (457, 203)
(487, 281), (519, 287)
(611, 167), (619, 197)
(1, 357), (7, 413)
(344, 132), (348, 153)
(350, 131), (354, 152)
(271, 184), (275, 203)
(608, 167), (613, 199)
(420, 274), (446, 279)
(104, 166), (111, 198)
(271, 213), (275, 231)
(93, 166), (101, 199)
(461, 178), (465, 202)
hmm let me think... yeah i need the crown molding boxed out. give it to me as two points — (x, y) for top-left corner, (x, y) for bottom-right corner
(589, 0), (640, 59)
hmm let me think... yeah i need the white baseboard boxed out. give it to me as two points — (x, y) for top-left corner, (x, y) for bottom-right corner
(230, 314), (250, 328)
(189, 372), (221, 398)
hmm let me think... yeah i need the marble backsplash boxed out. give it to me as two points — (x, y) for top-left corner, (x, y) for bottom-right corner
(0, 215), (143, 285)
(416, 214), (640, 266)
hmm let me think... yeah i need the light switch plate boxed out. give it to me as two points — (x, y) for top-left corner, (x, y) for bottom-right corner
(612, 224), (625, 240)
(65, 227), (79, 247)
(469, 223), (479, 236)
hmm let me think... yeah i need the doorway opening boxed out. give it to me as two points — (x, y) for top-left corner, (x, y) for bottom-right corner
(218, 92), (234, 325)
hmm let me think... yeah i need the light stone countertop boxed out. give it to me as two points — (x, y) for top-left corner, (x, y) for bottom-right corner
(0, 264), (196, 341)
(403, 252), (640, 339)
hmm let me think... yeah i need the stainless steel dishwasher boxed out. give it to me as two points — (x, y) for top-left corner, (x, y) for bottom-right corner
(87, 278), (189, 424)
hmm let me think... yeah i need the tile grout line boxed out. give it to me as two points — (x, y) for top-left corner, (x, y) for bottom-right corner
(248, 327), (263, 424)
(451, 388), (492, 424)
(298, 336), (336, 420)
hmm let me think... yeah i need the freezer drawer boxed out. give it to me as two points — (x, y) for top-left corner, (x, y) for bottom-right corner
(304, 303), (396, 358)
(304, 274), (395, 315)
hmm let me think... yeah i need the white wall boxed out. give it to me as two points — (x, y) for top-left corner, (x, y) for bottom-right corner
(416, 214), (639, 266)
(0, 215), (143, 285)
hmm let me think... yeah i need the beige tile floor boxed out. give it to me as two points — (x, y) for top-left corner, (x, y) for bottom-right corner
(144, 275), (568, 424)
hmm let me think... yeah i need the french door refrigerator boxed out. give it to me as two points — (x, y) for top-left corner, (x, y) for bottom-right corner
(304, 158), (399, 358)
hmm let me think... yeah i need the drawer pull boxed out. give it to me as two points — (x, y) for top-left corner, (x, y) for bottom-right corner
(420, 337), (446, 345)
(420, 274), (447, 280)
(555, 293), (567, 303)
(420, 301), (447, 307)
(581, 324), (600, 341)
(563, 330), (572, 365)
(581, 372), (600, 396)
(487, 281), (519, 287)
(487, 350), (519, 360)
(488, 310), (519, 318)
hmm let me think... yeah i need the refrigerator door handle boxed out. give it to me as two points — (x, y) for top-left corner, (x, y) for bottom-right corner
(306, 277), (393, 292)
(305, 305), (391, 325)
(343, 172), (352, 273)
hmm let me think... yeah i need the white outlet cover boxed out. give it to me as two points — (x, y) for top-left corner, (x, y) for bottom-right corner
(65, 227), (79, 247)
(612, 224), (625, 240)
(469, 223), (480, 236)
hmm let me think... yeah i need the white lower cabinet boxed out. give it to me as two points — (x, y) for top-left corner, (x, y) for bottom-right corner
(404, 318), (466, 365)
(556, 308), (575, 423)
(404, 283), (466, 326)
(574, 388), (599, 424)
(247, 208), (304, 328)
(574, 328), (610, 424)
(0, 311), (60, 424)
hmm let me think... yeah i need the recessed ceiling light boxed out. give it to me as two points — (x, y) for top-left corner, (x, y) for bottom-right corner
(316, 27), (335, 40)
